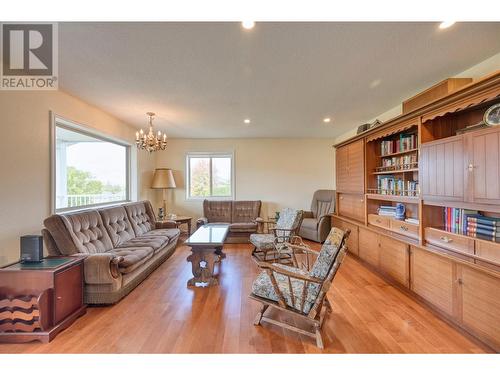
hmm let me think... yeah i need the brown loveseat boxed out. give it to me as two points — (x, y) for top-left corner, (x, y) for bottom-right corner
(196, 200), (262, 243)
(42, 201), (180, 304)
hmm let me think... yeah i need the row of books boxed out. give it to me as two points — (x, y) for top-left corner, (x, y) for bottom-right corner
(376, 176), (419, 196)
(380, 133), (418, 156)
(444, 208), (500, 242)
(380, 154), (418, 169)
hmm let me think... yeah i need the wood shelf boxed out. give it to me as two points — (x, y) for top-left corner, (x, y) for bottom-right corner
(372, 168), (419, 175)
(366, 193), (420, 203)
(377, 148), (418, 158)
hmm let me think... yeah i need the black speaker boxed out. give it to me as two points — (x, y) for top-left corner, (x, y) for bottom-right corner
(20, 235), (44, 263)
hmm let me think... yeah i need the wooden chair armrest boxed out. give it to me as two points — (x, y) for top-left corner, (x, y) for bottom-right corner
(283, 243), (320, 255)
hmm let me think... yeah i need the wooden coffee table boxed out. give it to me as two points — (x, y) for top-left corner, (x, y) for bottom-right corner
(184, 224), (229, 287)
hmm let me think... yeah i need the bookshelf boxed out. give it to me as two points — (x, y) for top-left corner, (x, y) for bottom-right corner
(332, 71), (500, 351)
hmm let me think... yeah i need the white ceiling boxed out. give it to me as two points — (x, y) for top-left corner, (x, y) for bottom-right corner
(59, 22), (500, 138)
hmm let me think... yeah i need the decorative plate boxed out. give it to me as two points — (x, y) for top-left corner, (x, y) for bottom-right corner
(484, 103), (500, 126)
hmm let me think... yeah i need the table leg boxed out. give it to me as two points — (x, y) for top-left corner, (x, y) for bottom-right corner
(187, 247), (220, 287)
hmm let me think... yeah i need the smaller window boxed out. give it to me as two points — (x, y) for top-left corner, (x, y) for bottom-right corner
(186, 153), (234, 199)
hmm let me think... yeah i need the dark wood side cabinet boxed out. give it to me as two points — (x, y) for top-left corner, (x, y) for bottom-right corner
(0, 257), (86, 343)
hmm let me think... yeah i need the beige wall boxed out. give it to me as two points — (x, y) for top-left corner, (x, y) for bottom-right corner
(0, 90), (156, 266)
(154, 138), (335, 222)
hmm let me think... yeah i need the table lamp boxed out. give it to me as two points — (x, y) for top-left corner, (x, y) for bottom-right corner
(151, 168), (176, 219)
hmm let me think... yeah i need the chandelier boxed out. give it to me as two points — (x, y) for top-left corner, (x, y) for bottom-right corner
(135, 112), (167, 153)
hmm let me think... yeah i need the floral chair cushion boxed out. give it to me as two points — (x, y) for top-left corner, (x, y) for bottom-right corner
(251, 267), (320, 314)
(250, 233), (276, 250)
(309, 227), (344, 279)
(276, 207), (302, 230)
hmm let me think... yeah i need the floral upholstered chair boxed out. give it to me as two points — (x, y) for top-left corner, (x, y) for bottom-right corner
(249, 227), (350, 349)
(250, 208), (303, 264)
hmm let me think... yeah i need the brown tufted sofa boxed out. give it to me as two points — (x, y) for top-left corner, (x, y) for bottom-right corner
(196, 200), (262, 243)
(42, 201), (180, 304)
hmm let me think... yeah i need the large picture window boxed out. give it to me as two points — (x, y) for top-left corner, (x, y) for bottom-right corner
(52, 116), (131, 212)
(186, 153), (234, 199)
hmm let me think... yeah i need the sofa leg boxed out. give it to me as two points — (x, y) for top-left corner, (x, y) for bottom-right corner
(254, 304), (269, 326)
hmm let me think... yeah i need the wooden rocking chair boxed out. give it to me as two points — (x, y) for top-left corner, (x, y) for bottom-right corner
(249, 227), (350, 349)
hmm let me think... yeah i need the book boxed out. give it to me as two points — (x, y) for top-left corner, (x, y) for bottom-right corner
(471, 233), (500, 243)
(467, 222), (498, 231)
(468, 215), (500, 227)
(404, 218), (419, 225)
(466, 226), (500, 237)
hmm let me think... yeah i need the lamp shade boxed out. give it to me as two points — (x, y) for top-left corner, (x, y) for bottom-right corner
(151, 168), (176, 189)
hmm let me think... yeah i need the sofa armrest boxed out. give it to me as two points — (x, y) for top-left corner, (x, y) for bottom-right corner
(196, 217), (208, 228)
(318, 214), (333, 242)
(156, 220), (178, 229)
(83, 253), (123, 284)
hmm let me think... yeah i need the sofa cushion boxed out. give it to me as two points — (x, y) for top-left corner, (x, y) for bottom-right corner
(203, 200), (232, 223)
(142, 228), (180, 242)
(111, 246), (154, 274)
(229, 222), (258, 233)
(125, 201), (156, 236)
(99, 206), (136, 247)
(232, 201), (261, 223)
(301, 217), (318, 230)
(61, 210), (114, 254)
(119, 236), (169, 251)
(43, 215), (80, 255)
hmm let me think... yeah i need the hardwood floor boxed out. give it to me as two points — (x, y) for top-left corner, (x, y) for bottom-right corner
(0, 240), (490, 353)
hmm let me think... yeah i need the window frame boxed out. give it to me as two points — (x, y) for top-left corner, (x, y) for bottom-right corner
(185, 151), (235, 201)
(50, 113), (132, 213)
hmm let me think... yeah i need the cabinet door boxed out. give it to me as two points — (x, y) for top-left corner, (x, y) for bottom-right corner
(460, 266), (500, 351)
(358, 227), (379, 267)
(334, 219), (359, 256)
(420, 135), (464, 201)
(379, 235), (409, 287)
(410, 246), (456, 317)
(467, 127), (500, 205)
(335, 145), (349, 193)
(54, 264), (83, 324)
(347, 139), (365, 193)
(337, 193), (365, 222)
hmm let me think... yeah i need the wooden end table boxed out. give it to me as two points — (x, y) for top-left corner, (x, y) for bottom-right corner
(159, 216), (192, 235)
(184, 224), (229, 287)
(0, 256), (86, 343)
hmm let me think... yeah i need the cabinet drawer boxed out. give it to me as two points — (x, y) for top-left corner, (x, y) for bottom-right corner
(368, 214), (390, 228)
(424, 227), (474, 254)
(390, 220), (419, 239)
(475, 239), (500, 271)
(54, 264), (83, 325)
(338, 193), (365, 222)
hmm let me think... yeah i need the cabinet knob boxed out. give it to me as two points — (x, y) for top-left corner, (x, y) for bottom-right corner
(57, 296), (62, 300)
(457, 278), (463, 285)
(399, 225), (409, 231)
(440, 236), (453, 243)
(467, 163), (475, 172)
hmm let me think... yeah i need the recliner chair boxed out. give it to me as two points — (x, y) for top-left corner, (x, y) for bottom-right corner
(299, 190), (335, 243)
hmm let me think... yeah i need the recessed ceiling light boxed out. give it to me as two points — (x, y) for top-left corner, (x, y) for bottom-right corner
(244, 118), (251, 124)
(323, 118), (331, 123)
(439, 21), (456, 29)
(242, 21), (255, 30)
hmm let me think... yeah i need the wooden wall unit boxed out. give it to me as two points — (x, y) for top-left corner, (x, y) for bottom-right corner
(335, 138), (365, 194)
(333, 71), (500, 352)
